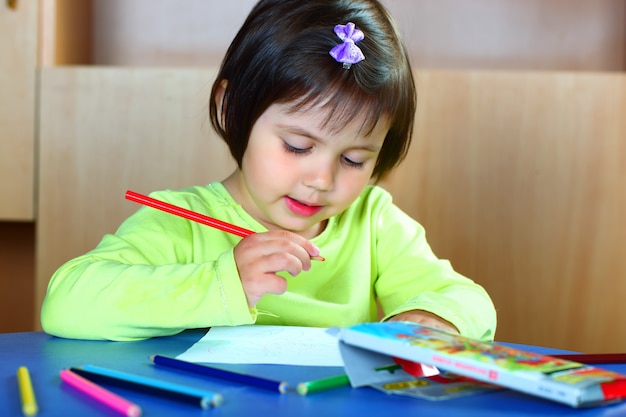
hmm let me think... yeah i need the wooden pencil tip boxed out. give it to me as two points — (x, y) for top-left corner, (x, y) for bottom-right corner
(296, 383), (308, 395)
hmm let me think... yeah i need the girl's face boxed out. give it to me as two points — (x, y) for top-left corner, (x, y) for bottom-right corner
(226, 101), (390, 239)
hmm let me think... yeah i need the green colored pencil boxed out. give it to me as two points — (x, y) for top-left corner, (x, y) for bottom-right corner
(296, 374), (350, 395)
(296, 364), (403, 395)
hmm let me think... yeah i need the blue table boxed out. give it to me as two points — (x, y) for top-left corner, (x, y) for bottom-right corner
(2, 329), (626, 416)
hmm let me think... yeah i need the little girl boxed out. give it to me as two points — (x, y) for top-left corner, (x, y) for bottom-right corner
(41, 0), (497, 341)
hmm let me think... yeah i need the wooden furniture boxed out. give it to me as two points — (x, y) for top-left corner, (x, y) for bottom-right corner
(0, 0), (38, 333)
(37, 68), (626, 354)
(36, 67), (236, 320)
(0, 0), (90, 333)
(0, 0), (37, 220)
(381, 70), (626, 352)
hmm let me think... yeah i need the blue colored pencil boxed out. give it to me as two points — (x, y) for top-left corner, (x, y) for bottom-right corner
(150, 355), (289, 393)
(70, 365), (223, 409)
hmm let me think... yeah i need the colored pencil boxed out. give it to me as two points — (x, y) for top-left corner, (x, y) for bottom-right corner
(297, 374), (350, 395)
(551, 353), (626, 364)
(125, 190), (324, 261)
(17, 366), (38, 416)
(60, 369), (142, 417)
(296, 364), (402, 395)
(296, 354), (626, 396)
(126, 190), (252, 237)
(150, 355), (289, 393)
(70, 365), (223, 409)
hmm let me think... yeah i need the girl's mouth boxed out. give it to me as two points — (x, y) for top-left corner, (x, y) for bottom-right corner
(284, 196), (324, 217)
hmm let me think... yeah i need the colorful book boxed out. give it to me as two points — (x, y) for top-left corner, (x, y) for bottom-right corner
(337, 321), (626, 407)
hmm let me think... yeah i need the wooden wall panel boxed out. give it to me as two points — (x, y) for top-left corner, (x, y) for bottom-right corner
(381, 70), (626, 352)
(36, 68), (236, 327)
(0, 0), (37, 220)
(37, 68), (626, 354)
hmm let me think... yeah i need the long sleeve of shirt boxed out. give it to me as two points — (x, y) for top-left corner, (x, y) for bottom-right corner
(40, 183), (496, 341)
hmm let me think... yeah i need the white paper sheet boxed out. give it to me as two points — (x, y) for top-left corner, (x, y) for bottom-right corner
(177, 325), (343, 366)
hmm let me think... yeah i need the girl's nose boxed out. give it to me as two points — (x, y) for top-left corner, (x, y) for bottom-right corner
(303, 159), (335, 191)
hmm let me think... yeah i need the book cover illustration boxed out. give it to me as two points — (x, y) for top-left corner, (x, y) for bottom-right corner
(337, 322), (626, 407)
(367, 368), (501, 401)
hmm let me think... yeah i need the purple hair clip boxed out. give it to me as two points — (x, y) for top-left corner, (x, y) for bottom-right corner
(329, 22), (365, 69)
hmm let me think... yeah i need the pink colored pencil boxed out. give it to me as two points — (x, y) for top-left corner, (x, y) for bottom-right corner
(60, 369), (142, 417)
(125, 190), (324, 261)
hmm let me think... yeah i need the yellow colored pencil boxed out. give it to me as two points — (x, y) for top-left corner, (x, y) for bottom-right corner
(17, 366), (38, 416)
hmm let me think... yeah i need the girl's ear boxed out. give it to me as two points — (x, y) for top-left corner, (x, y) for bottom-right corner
(214, 79), (228, 129)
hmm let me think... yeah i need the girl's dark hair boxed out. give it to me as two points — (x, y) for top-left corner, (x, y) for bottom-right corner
(209, 0), (416, 181)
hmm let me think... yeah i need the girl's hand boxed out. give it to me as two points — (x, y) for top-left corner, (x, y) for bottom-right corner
(233, 230), (321, 307)
(388, 310), (459, 334)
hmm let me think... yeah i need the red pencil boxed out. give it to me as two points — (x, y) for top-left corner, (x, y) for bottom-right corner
(126, 190), (253, 237)
(125, 190), (324, 261)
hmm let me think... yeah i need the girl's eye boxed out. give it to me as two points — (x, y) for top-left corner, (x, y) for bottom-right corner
(342, 156), (364, 169)
(282, 141), (311, 155)
(282, 140), (365, 168)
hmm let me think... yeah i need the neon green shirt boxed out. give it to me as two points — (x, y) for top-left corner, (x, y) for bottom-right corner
(41, 183), (496, 341)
